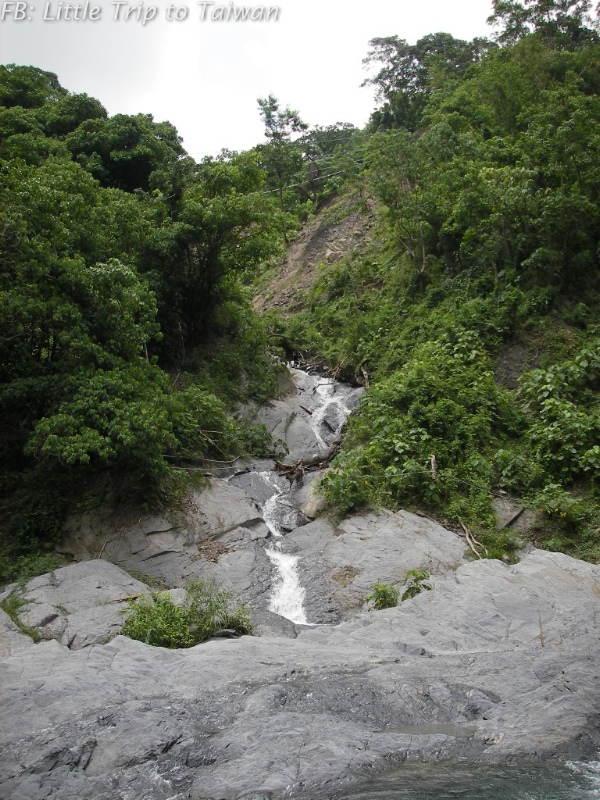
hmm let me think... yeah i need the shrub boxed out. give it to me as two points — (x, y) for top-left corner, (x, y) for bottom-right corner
(401, 569), (432, 601)
(366, 583), (399, 610)
(321, 332), (512, 530)
(121, 579), (251, 648)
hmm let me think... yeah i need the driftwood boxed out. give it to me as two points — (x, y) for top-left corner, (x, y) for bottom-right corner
(275, 435), (343, 482)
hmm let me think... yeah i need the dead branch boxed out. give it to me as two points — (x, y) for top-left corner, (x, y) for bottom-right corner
(275, 435), (343, 482)
(111, 593), (144, 603)
(97, 539), (109, 559)
(460, 521), (488, 559)
(430, 454), (438, 482)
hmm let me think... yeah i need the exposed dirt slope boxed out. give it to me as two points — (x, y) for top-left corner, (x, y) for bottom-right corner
(254, 198), (375, 316)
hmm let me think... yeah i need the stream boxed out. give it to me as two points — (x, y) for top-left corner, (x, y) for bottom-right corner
(232, 370), (600, 799)
(231, 367), (358, 625)
(316, 759), (600, 800)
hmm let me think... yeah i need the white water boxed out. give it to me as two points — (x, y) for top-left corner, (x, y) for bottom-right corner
(567, 759), (600, 795)
(265, 547), (308, 624)
(257, 369), (356, 626)
(310, 377), (353, 448)
(320, 760), (600, 799)
(259, 468), (309, 625)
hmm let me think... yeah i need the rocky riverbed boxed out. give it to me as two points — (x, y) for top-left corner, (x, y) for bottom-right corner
(1, 369), (600, 799)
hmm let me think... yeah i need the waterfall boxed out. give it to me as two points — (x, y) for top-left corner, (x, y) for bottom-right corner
(247, 368), (359, 625)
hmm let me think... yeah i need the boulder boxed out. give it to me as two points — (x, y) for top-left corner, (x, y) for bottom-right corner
(492, 495), (539, 534)
(0, 609), (34, 658)
(281, 509), (467, 622)
(59, 478), (269, 588)
(0, 560), (149, 650)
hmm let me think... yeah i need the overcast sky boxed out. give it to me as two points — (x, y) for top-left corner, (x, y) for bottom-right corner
(1, 0), (494, 157)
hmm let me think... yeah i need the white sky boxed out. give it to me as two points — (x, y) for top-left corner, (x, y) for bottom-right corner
(1, 0), (494, 157)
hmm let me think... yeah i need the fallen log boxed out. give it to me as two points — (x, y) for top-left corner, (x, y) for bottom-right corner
(275, 435), (343, 482)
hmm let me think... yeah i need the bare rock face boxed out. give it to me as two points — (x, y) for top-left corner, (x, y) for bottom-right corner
(286, 509), (467, 622)
(1, 551), (600, 800)
(0, 560), (149, 650)
(0, 609), (33, 658)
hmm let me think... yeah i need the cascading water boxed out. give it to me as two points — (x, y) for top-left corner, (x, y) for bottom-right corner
(309, 376), (353, 448)
(230, 367), (361, 626)
(264, 370), (357, 624)
(260, 470), (309, 624)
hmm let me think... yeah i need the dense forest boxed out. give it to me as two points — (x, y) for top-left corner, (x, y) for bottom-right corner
(2, 0), (600, 582)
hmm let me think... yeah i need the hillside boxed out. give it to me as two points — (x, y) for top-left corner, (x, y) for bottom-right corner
(253, 196), (376, 316)
(1, 1), (600, 585)
(261, 31), (600, 563)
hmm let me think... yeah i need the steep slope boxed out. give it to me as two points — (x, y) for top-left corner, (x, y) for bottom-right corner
(253, 198), (375, 317)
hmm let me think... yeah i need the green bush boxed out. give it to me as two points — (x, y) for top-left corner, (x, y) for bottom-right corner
(401, 569), (432, 601)
(366, 583), (399, 610)
(518, 343), (600, 481)
(321, 331), (512, 531)
(121, 579), (252, 648)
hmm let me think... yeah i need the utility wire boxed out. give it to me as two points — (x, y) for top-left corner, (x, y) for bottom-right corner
(261, 158), (371, 194)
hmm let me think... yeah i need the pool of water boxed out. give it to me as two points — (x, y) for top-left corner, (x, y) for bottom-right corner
(315, 760), (600, 800)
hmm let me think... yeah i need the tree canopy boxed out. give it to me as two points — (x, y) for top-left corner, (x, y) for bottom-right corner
(0, 68), (285, 581)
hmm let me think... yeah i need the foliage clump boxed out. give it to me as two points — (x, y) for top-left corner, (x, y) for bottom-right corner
(366, 583), (399, 610)
(121, 580), (252, 649)
(401, 569), (432, 601)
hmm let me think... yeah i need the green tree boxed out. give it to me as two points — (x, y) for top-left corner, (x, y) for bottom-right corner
(0, 106), (67, 163)
(65, 113), (185, 192)
(257, 95), (308, 239)
(487, 0), (599, 45)
(143, 150), (282, 352)
(41, 93), (108, 137)
(363, 34), (496, 131)
(0, 158), (162, 472)
(296, 123), (360, 205)
(0, 65), (66, 109)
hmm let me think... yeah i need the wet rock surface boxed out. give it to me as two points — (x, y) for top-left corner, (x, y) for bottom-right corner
(251, 369), (365, 462)
(2, 551), (600, 799)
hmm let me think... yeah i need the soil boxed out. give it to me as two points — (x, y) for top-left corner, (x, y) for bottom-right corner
(253, 198), (375, 316)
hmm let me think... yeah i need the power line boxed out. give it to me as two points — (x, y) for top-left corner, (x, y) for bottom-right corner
(261, 158), (371, 194)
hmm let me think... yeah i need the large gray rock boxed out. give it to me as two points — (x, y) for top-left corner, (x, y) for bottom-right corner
(60, 478), (270, 588)
(492, 495), (539, 534)
(0, 560), (149, 650)
(1, 551), (600, 800)
(281, 509), (467, 622)
(0, 609), (34, 658)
